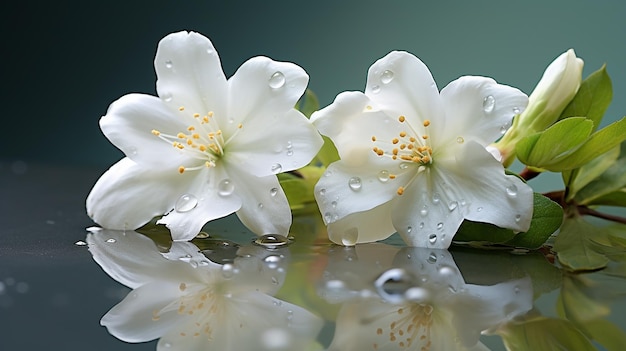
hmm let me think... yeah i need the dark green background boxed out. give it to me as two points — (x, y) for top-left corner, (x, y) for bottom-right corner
(3, 0), (625, 168)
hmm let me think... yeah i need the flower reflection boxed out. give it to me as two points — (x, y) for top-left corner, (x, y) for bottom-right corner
(87, 229), (322, 350)
(319, 245), (533, 350)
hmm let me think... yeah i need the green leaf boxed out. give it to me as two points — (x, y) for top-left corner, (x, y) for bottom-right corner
(554, 216), (610, 271)
(499, 317), (596, 351)
(565, 145), (620, 201)
(549, 117), (626, 170)
(504, 193), (564, 249)
(295, 89), (320, 118)
(559, 64), (613, 132)
(314, 136), (340, 167)
(586, 188), (626, 207)
(278, 166), (325, 213)
(454, 220), (516, 244)
(516, 117), (593, 167)
(574, 141), (626, 205)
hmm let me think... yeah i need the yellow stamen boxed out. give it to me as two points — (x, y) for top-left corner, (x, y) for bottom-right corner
(179, 106), (185, 111)
(177, 132), (186, 139)
(371, 136), (377, 142)
(151, 129), (161, 136)
(398, 115), (406, 122)
(193, 113), (200, 118)
(399, 131), (407, 137)
(178, 166), (185, 174)
(392, 138), (399, 144)
(422, 135), (429, 139)
(187, 126), (195, 131)
(192, 133), (200, 139)
(238, 123), (243, 129)
(423, 120), (430, 127)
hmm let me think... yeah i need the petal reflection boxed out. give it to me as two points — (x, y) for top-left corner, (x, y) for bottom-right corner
(319, 244), (533, 351)
(87, 229), (322, 350)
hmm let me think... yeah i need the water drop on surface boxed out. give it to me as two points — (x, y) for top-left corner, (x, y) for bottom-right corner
(428, 252), (437, 263)
(221, 263), (235, 279)
(324, 212), (333, 223)
(428, 234), (437, 244)
(257, 202), (264, 209)
(175, 193), (198, 213)
(318, 188), (326, 196)
(348, 177), (362, 191)
(381, 70), (394, 84)
(515, 214), (522, 222)
(269, 71), (286, 88)
(106, 238), (116, 243)
(340, 229), (358, 246)
(218, 179), (235, 197)
(399, 162), (410, 170)
(264, 255), (282, 269)
(331, 201), (337, 208)
(438, 265), (455, 278)
(420, 205), (428, 216)
(165, 60), (173, 69)
(456, 136), (464, 144)
(371, 85), (381, 94)
(506, 184), (518, 197)
(477, 206), (483, 212)
(404, 287), (429, 302)
(432, 193), (441, 204)
(500, 122), (511, 134)
(512, 107), (521, 114)
(436, 222), (443, 230)
(407, 226), (412, 233)
(74, 240), (87, 246)
(482, 95), (496, 113)
(271, 163), (282, 174)
(448, 201), (458, 211)
(286, 149), (294, 156)
(270, 188), (278, 197)
(161, 93), (173, 102)
(254, 234), (290, 248)
(419, 222), (425, 229)
(377, 170), (390, 182)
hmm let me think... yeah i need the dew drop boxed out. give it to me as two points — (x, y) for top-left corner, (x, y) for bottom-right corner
(460, 199), (467, 206)
(269, 187), (278, 197)
(165, 60), (173, 69)
(227, 117), (235, 124)
(515, 214), (522, 222)
(257, 202), (264, 209)
(419, 222), (425, 229)
(271, 163), (283, 174)
(420, 205), (429, 216)
(456, 136), (464, 144)
(512, 107), (521, 114)
(438, 265), (455, 278)
(500, 122), (511, 134)
(348, 177), (362, 191)
(340, 229), (358, 246)
(269, 71), (286, 89)
(447, 201), (458, 211)
(161, 93), (173, 102)
(506, 184), (518, 197)
(428, 234), (437, 244)
(407, 226), (413, 233)
(175, 193), (198, 213)
(377, 170), (390, 182)
(105, 238), (116, 243)
(371, 85), (381, 94)
(404, 287), (429, 302)
(254, 234), (290, 248)
(331, 201), (337, 208)
(218, 179), (234, 197)
(482, 95), (496, 113)
(324, 212), (333, 223)
(264, 255), (282, 269)
(381, 70), (394, 84)
(128, 146), (138, 156)
(195, 232), (210, 239)
(286, 149), (294, 156)
(427, 252), (437, 263)
(432, 193), (441, 204)
(436, 222), (443, 230)
(221, 263), (235, 279)
(477, 206), (483, 212)
(318, 188), (326, 196)
(399, 162), (410, 170)
(74, 240), (87, 246)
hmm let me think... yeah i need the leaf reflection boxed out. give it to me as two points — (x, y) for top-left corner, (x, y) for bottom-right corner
(86, 229), (323, 350)
(317, 245), (533, 351)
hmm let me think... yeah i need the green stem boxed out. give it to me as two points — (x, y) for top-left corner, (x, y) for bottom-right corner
(577, 206), (626, 225)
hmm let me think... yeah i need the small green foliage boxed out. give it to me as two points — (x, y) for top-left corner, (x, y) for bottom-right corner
(554, 217), (611, 271)
(498, 317), (596, 351)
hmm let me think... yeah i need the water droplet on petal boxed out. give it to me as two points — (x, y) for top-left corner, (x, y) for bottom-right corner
(257, 202), (264, 209)
(271, 163), (282, 174)
(436, 222), (443, 230)
(324, 212), (333, 223)
(270, 188), (278, 197)
(175, 193), (198, 213)
(456, 136), (464, 144)
(381, 70), (394, 84)
(427, 252), (437, 263)
(432, 193), (441, 204)
(404, 287), (429, 302)
(506, 184), (518, 197)
(286, 149), (294, 156)
(515, 214), (522, 222)
(264, 255), (282, 269)
(399, 163), (410, 170)
(512, 107), (521, 114)
(106, 238), (116, 243)
(348, 177), (362, 191)
(420, 205), (429, 216)
(483, 95), (496, 113)
(221, 263), (236, 279)
(269, 71), (286, 89)
(74, 240), (87, 246)
(438, 265), (455, 278)
(128, 146), (138, 156)
(254, 234), (290, 248)
(407, 226), (413, 233)
(340, 229), (358, 246)
(448, 201), (458, 211)
(371, 85), (381, 94)
(428, 234), (437, 244)
(318, 188), (326, 196)
(165, 60), (173, 69)
(500, 122), (511, 134)
(218, 179), (235, 197)
(477, 206), (483, 212)
(419, 222), (425, 229)
(377, 170), (390, 182)
(161, 93), (173, 102)
(331, 201), (337, 208)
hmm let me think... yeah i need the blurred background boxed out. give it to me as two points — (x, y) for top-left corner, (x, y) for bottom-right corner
(2, 0), (625, 170)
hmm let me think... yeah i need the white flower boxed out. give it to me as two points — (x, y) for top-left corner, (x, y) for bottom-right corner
(311, 51), (533, 248)
(319, 245), (533, 351)
(86, 31), (323, 240)
(87, 229), (323, 350)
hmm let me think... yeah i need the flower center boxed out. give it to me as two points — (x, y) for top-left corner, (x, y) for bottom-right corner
(151, 106), (243, 174)
(373, 304), (434, 350)
(371, 115), (434, 195)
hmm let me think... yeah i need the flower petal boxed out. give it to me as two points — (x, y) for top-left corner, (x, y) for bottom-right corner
(224, 56), (308, 137)
(326, 202), (396, 245)
(365, 51), (445, 128)
(438, 76), (528, 146)
(100, 94), (195, 169)
(157, 165), (242, 240)
(101, 280), (189, 343)
(86, 158), (189, 231)
(87, 229), (204, 289)
(154, 31), (228, 118)
(226, 109), (323, 176)
(225, 165), (292, 235)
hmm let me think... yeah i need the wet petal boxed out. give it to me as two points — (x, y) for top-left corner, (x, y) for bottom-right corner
(86, 158), (189, 231)
(155, 31), (228, 117)
(365, 51), (444, 128)
(100, 94), (195, 169)
(326, 202), (396, 245)
(438, 76), (528, 146)
(157, 165), (242, 240)
(227, 109), (323, 176)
